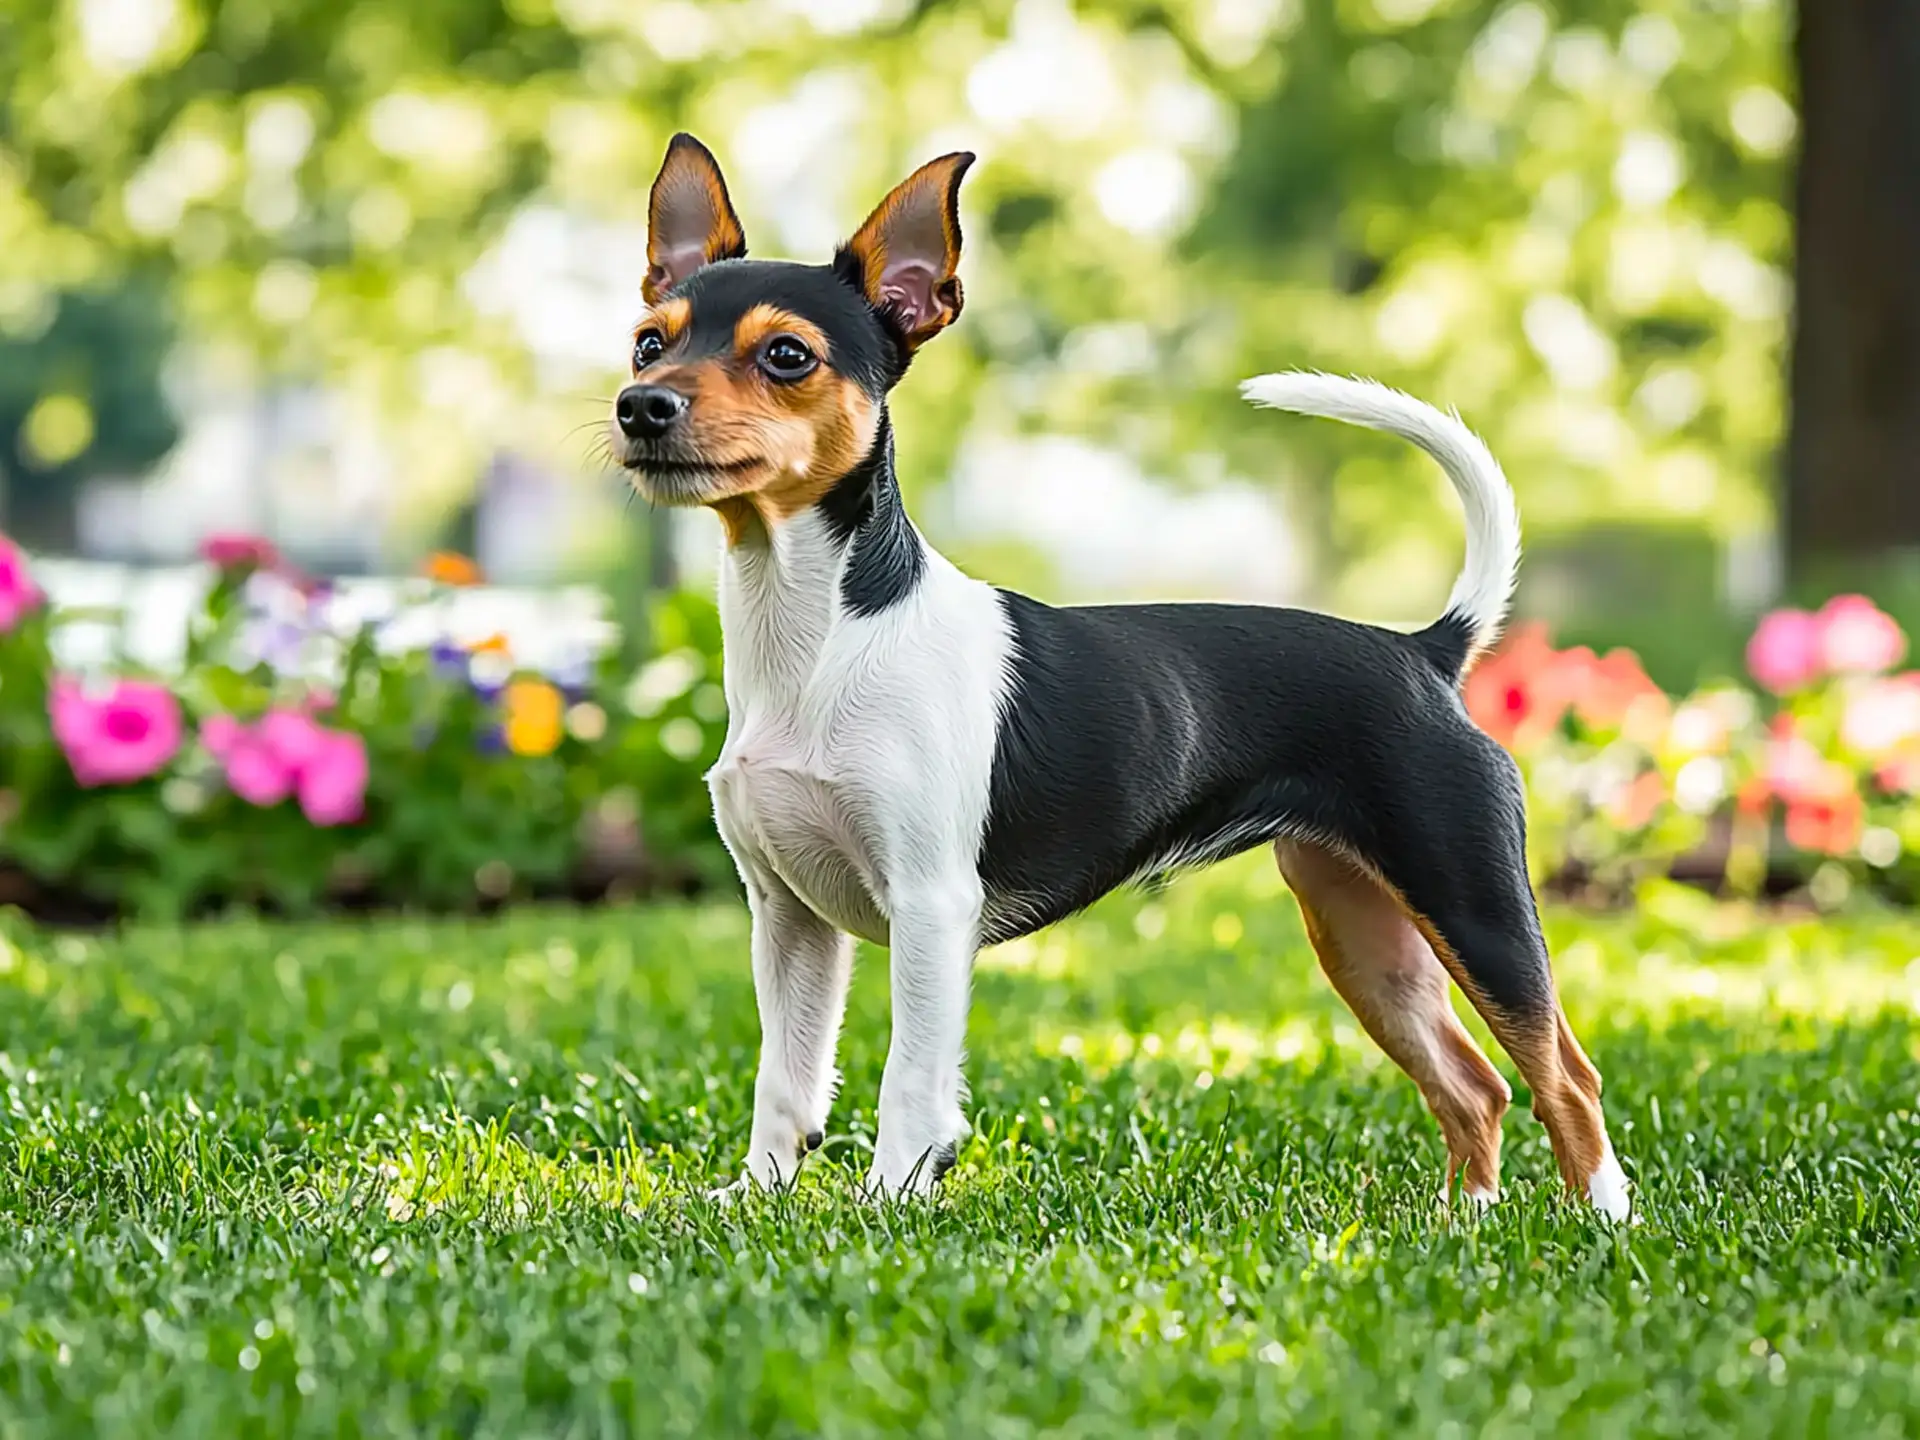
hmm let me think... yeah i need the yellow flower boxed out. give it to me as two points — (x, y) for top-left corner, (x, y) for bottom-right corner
(423, 551), (484, 586)
(504, 680), (564, 757)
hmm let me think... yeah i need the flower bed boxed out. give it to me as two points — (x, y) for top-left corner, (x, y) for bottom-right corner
(0, 531), (731, 922)
(6, 525), (1919, 921)
(1473, 594), (1920, 908)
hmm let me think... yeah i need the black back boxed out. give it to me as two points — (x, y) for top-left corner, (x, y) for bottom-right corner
(977, 593), (1469, 945)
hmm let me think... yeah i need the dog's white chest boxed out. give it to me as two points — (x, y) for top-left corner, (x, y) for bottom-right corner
(709, 728), (891, 946)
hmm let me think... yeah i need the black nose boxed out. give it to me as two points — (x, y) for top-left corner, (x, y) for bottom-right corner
(616, 384), (689, 440)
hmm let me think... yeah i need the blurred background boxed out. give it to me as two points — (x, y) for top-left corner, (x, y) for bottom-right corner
(8, 0), (1901, 691)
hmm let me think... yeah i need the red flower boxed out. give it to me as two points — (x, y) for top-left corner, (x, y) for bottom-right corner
(1605, 770), (1667, 830)
(1785, 789), (1864, 856)
(1464, 623), (1568, 749)
(1572, 648), (1668, 737)
(1463, 626), (1669, 750)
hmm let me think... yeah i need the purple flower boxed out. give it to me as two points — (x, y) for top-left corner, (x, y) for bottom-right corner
(240, 617), (309, 672)
(429, 640), (470, 680)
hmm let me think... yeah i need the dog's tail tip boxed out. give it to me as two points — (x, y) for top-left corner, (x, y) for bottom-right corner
(1241, 370), (1519, 676)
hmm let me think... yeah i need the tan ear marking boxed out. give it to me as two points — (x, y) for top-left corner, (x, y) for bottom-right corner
(840, 151), (975, 350)
(644, 133), (747, 305)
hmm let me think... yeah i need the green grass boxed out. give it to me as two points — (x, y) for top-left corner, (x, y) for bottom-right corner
(3, 859), (1920, 1437)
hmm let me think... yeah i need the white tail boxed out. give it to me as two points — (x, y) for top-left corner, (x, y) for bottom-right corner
(1240, 371), (1520, 660)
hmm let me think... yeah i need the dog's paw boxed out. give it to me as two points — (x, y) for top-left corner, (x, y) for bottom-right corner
(1444, 1181), (1500, 1212)
(863, 1141), (957, 1200)
(1586, 1149), (1633, 1224)
(706, 1174), (754, 1206)
(707, 1139), (807, 1202)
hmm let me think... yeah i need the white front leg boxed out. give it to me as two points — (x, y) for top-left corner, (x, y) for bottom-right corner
(869, 880), (980, 1196)
(738, 866), (854, 1191)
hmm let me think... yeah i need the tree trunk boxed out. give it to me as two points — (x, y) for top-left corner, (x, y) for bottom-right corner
(1786, 1), (1920, 582)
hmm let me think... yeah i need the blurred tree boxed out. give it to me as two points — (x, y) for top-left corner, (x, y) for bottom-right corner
(0, 283), (179, 549)
(0, 0), (1798, 619)
(1786, 0), (1920, 584)
(1175, 0), (1790, 621)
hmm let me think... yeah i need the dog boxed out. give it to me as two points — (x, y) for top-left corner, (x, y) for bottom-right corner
(609, 134), (1629, 1219)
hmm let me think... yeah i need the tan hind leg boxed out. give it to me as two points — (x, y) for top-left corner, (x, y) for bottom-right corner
(1439, 977), (1625, 1218)
(1301, 718), (1628, 1218)
(1398, 902), (1628, 1220)
(1276, 840), (1512, 1202)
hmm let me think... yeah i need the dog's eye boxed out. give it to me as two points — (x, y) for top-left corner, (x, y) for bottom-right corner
(633, 330), (665, 370)
(760, 335), (817, 381)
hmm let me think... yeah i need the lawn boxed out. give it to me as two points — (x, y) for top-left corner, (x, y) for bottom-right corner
(3, 859), (1919, 1437)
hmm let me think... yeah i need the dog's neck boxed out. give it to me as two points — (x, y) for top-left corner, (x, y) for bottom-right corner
(717, 413), (928, 706)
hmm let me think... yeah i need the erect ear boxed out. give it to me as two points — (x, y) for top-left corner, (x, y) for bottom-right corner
(836, 151), (975, 350)
(644, 133), (747, 304)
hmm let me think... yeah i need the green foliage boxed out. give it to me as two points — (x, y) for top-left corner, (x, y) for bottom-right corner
(2, 868), (1920, 1433)
(0, 0), (1793, 602)
(1182, 0), (1791, 618)
(0, 554), (732, 921)
(0, 282), (180, 546)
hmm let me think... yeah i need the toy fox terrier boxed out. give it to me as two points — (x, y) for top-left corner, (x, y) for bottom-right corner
(610, 134), (1629, 1219)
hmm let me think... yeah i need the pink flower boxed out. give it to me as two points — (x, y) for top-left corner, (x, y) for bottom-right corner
(258, 708), (325, 772)
(297, 729), (369, 826)
(1763, 718), (1831, 804)
(1817, 594), (1906, 675)
(1879, 744), (1920, 795)
(48, 677), (184, 787)
(0, 533), (43, 633)
(223, 733), (296, 806)
(200, 533), (281, 574)
(202, 706), (364, 821)
(1840, 675), (1920, 756)
(1746, 608), (1824, 694)
(201, 714), (244, 760)
(1668, 700), (1731, 756)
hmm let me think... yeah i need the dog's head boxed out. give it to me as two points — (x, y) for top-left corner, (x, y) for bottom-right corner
(611, 134), (973, 536)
